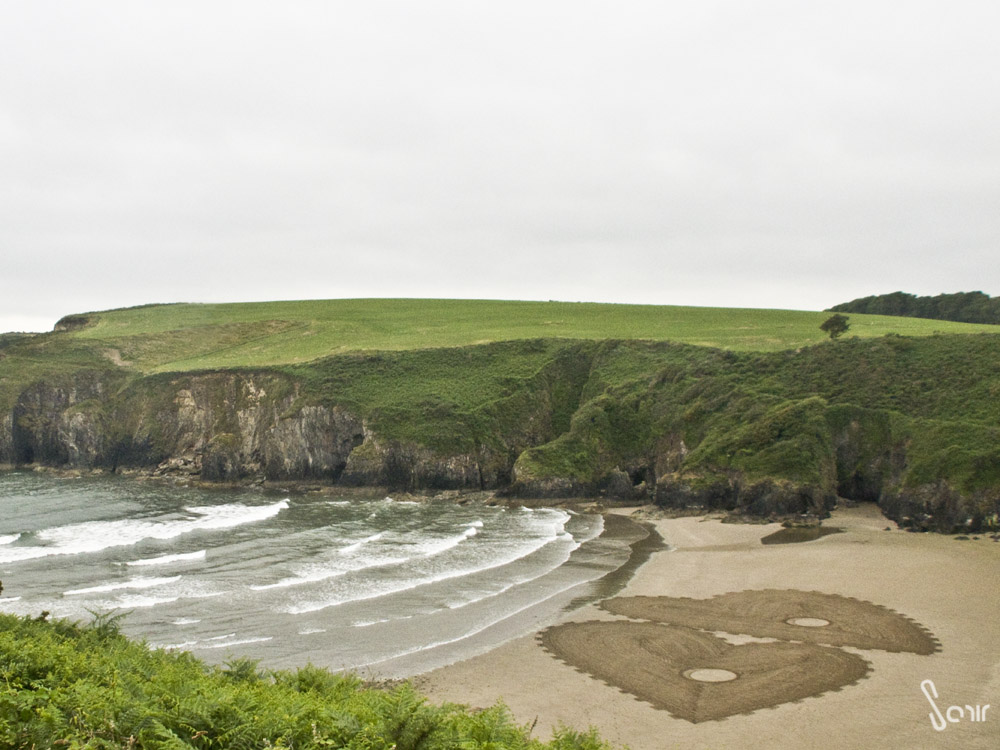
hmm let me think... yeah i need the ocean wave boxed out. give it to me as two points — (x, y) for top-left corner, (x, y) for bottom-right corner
(153, 639), (200, 650)
(285, 522), (576, 615)
(249, 567), (350, 592)
(352, 617), (391, 627)
(340, 532), (384, 555)
(64, 575), (182, 596)
(415, 525), (478, 557)
(355, 578), (590, 670)
(0, 533), (20, 545)
(0, 499), (288, 564)
(126, 550), (207, 567)
(250, 524), (483, 592)
(384, 497), (420, 505)
(202, 635), (273, 649)
(114, 594), (181, 608)
(444, 547), (579, 611)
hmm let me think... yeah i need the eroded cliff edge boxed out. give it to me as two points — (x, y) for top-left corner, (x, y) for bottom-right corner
(1, 334), (998, 533)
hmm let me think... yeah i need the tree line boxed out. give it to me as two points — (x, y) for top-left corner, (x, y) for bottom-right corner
(828, 291), (1000, 325)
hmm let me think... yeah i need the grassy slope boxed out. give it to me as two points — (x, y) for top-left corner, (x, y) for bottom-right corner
(60, 298), (995, 372)
(0, 613), (612, 750)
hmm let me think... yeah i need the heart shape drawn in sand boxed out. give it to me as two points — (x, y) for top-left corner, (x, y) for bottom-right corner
(539, 620), (871, 723)
(600, 590), (939, 655)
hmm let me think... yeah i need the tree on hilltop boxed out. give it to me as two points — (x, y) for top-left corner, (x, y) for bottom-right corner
(820, 314), (850, 339)
(828, 290), (1000, 324)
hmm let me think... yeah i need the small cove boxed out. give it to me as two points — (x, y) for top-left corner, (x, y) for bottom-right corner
(0, 472), (647, 678)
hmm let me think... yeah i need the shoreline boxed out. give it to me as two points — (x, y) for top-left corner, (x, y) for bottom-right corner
(356, 509), (660, 680)
(413, 504), (1000, 749)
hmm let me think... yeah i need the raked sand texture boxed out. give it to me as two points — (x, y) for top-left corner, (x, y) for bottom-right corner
(414, 505), (1000, 749)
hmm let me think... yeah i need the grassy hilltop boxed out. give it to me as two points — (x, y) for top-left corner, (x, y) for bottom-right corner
(51, 298), (992, 371)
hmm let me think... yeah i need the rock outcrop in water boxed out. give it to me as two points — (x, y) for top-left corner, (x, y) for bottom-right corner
(2, 334), (999, 533)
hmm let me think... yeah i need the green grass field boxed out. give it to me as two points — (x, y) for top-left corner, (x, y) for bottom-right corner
(59, 298), (995, 373)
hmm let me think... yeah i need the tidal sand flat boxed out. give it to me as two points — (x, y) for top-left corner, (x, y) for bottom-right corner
(415, 505), (1000, 749)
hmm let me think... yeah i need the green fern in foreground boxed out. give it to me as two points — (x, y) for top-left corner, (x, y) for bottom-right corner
(0, 613), (617, 750)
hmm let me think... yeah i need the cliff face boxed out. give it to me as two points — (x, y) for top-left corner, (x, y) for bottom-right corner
(121, 374), (366, 483)
(5, 371), (111, 467)
(2, 369), (538, 492)
(2, 336), (999, 533)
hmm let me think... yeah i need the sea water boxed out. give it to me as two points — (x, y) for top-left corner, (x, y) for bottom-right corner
(0, 472), (640, 677)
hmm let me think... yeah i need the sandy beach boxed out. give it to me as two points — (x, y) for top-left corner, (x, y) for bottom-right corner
(414, 505), (1000, 749)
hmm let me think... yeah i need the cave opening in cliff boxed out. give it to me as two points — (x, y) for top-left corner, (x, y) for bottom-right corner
(629, 467), (650, 487)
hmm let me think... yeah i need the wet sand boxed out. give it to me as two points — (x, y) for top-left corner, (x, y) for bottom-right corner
(413, 505), (1000, 749)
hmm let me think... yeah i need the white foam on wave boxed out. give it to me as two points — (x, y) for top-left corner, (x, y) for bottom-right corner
(154, 639), (200, 650)
(172, 618), (201, 626)
(415, 525), (479, 557)
(442, 515), (597, 612)
(285, 511), (575, 615)
(352, 617), (391, 627)
(0, 596), (22, 603)
(354, 578), (590, 670)
(383, 496), (419, 506)
(202, 635), (273, 649)
(249, 567), (350, 591)
(127, 550), (207, 567)
(298, 628), (327, 635)
(0, 499), (289, 564)
(115, 594), (181, 608)
(445, 547), (580, 611)
(64, 575), (182, 596)
(250, 524), (481, 592)
(340, 532), (383, 555)
(0, 533), (20, 545)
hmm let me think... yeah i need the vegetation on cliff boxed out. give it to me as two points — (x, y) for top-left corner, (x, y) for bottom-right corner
(0, 612), (612, 749)
(2, 299), (999, 531)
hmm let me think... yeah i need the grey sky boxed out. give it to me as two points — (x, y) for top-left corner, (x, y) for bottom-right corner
(2, 1), (997, 332)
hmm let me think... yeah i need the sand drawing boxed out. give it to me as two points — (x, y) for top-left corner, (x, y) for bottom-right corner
(539, 590), (939, 723)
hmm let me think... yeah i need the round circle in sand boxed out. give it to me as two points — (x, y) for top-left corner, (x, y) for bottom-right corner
(683, 668), (738, 683)
(786, 617), (831, 628)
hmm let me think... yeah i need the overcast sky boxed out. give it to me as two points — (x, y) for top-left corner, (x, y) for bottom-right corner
(2, 1), (998, 333)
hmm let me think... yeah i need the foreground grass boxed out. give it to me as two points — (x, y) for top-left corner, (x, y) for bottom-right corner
(0, 613), (614, 750)
(57, 298), (995, 372)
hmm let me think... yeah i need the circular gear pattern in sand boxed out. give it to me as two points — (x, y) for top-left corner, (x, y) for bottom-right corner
(600, 589), (939, 654)
(539, 620), (871, 723)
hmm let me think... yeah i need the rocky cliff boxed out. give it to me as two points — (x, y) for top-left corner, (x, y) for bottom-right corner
(2, 335), (998, 533)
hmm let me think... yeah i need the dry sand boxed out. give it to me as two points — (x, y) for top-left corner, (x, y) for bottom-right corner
(413, 505), (1000, 749)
